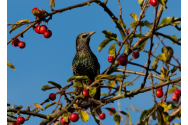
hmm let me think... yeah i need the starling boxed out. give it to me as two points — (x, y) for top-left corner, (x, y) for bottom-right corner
(72, 32), (102, 116)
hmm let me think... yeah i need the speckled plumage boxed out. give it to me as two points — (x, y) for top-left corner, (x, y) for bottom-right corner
(72, 32), (102, 116)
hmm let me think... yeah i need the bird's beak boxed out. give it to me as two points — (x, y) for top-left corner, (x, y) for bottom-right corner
(88, 31), (96, 37)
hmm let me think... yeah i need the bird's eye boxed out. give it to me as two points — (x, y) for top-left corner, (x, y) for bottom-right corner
(82, 35), (87, 38)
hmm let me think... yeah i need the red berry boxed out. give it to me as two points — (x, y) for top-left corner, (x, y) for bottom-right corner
(17, 116), (25, 124)
(70, 113), (79, 122)
(150, 0), (157, 6)
(117, 55), (128, 66)
(35, 25), (41, 34)
(108, 107), (116, 115)
(61, 117), (70, 125)
(83, 90), (89, 98)
(11, 38), (20, 47)
(49, 93), (56, 101)
(18, 41), (26, 49)
(37, 9), (42, 18)
(44, 30), (52, 38)
(132, 51), (140, 59)
(171, 93), (179, 102)
(108, 56), (115, 63)
(155, 87), (162, 91)
(39, 25), (47, 34)
(156, 90), (163, 98)
(99, 113), (105, 120)
(175, 89), (181, 97)
(12, 122), (20, 125)
(32, 7), (39, 11)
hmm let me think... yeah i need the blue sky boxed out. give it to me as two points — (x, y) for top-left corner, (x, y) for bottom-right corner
(7, 0), (181, 124)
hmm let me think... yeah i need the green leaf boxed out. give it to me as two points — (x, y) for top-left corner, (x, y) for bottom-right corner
(138, 0), (144, 8)
(171, 66), (178, 73)
(48, 81), (62, 89)
(151, 58), (159, 70)
(44, 102), (56, 110)
(130, 13), (138, 21)
(100, 92), (106, 96)
(152, 111), (156, 120)
(160, 17), (180, 26)
(168, 87), (176, 95)
(7, 103), (10, 106)
(129, 34), (145, 40)
(108, 81), (116, 88)
(47, 115), (50, 120)
(73, 82), (82, 88)
(137, 39), (148, 51)
(162, 112), (169, 122)
(115, 20), (127, 28)
(126, 109), (132, 125)
(15, 106), (23, 110)
(7, 61), (15, 70)
(101, 30), (117, 40)
(130, 21), (136, 28)
(95, 74), (129, 81)
(144, 20), (152, 28)
(106, 108), (116, 115)
(158, 54), (164, 61)
(160, 17), (173, 26)
(32, 9), (41, 16)
(168, 103), (177, 110)
(34, 103), (43, 111)
(9, 19), (30, 33)
(113, 115), (121, 125)
(170, 35), (179, 42)
(157, 0), (166, 9)
(89, 87), (96, 97)
(140, 108), (153, 123)
(98, 39), (113, 52)
(120, 111), (128, 115)
(123, 81), (134, 86)
(41, 85), (54, 91)
(67, 76), (90, 83)
(108, 43), (117, 57)
(78, 110), (89, 122)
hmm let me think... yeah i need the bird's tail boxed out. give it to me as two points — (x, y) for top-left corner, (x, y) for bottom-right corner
(90, 86), (102, 116)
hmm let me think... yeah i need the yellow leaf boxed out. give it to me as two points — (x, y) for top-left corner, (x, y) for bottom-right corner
(7, 61), (15, 70)
(34, 103), (43, 111)
(9, 19), (30, 34)
(78, 110), (89, 122)
(130, 13), (138, 21)
(50, 0), (55, 7)
(160, 102), (168, 113)
(160, 67), (167, 78)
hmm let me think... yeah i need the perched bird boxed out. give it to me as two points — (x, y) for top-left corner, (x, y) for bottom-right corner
(72, 32), (102, 116)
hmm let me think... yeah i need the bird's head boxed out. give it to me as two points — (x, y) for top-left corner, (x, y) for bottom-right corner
(76, 31), (96, 51)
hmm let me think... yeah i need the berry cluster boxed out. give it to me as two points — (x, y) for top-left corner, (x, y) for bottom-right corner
(11, 38), (26, 49)
(61, 112), (79, 125)
(35, 25), (52, 38)
(12, 116), (25, 125)
(107, 51), (140, 66)
(171, 89), (181, 102)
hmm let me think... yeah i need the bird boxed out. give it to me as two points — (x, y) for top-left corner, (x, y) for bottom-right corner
(72, 31), (102, 116)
